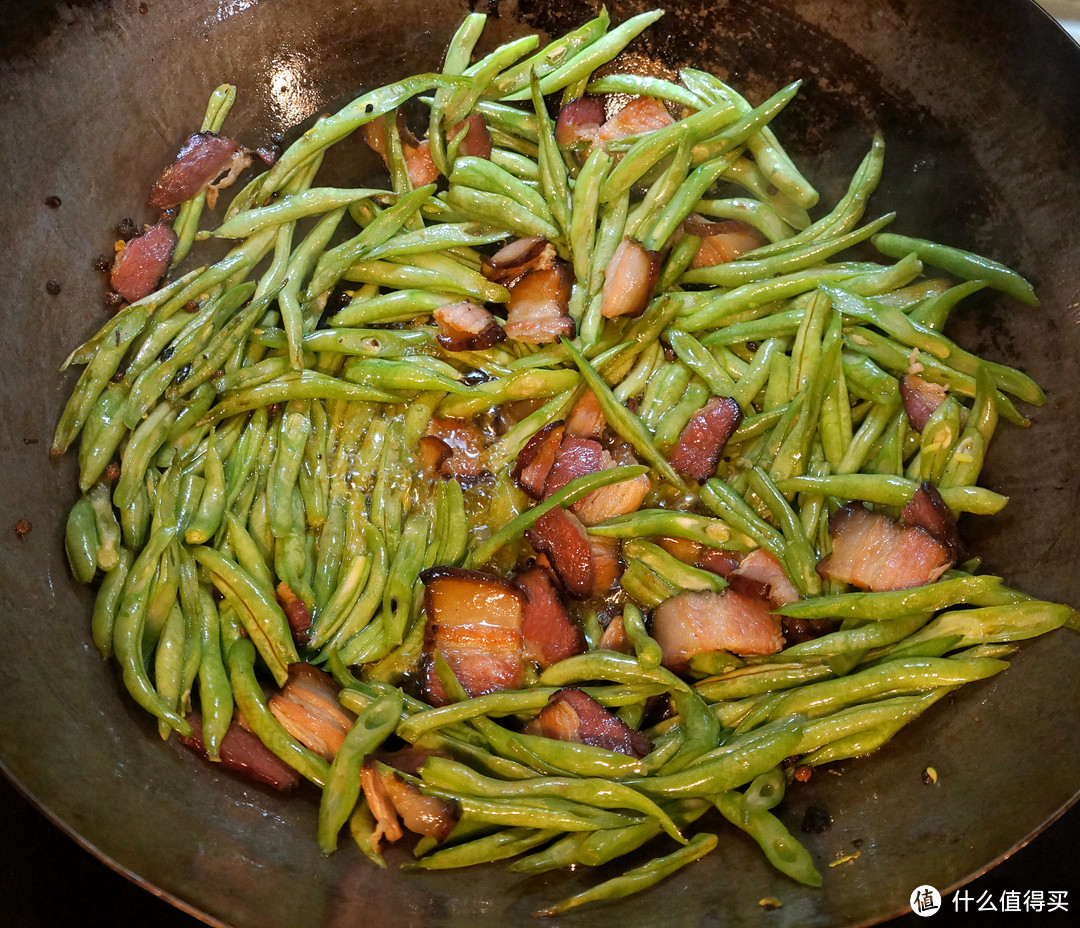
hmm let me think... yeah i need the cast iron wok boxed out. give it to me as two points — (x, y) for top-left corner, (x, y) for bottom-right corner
(0, 0), (1078, 925)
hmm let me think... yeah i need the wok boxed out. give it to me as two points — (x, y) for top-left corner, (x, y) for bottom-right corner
(0, 0), (1078, 925)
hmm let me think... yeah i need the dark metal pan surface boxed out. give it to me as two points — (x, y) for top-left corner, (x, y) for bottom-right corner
(1, 1), (1078, 925)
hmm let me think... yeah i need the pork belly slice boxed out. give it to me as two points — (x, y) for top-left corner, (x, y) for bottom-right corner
(682, 215), (763, 267)
(110, 221), (177, 302)
(901, 481), (966, 563)
(669, 395), (743, 482)
(565, 389), (606, 439)
(423, 416), (486, 483)
(504, 264), (576, 343)
(596, 95), (675, 146)
(149, 131), (247, 209)
(275, 581), (312, 645)
(362, 758), (459, 844)
(652, 588), (784, 673)
(514, 565), (586, 667)
(555, 96), (607, 150)
(732, 549), (800, 606)
(543, 436), (607, 497)
(513, 421), (565, 499)
(363, 113), (490, 187)
(696, 547), (742, 578)
(267, 663), (356, 761)
(600, 237), (662, 319)
(817, 503), (954, 592)
(591, 534), (623, 593)
(573, 471), (652, 525)
(433, 301), (506, 351)
(180, 711), (302, 791)
(419, 567), (526, 707)
(900, 373), (948, 431)
(525, 506), (595, 599)
(524, 687), (652, 758)
(481, 236), (557, 287)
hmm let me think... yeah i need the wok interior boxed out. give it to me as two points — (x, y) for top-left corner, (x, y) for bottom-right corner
(0, 1), (1077, 925)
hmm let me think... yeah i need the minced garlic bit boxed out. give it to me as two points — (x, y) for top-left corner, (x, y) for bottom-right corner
(922, 766), (939, 785)
(829, 851), (862, 868)
(907, 347), (925, 374)
(759, 898), (783, 911)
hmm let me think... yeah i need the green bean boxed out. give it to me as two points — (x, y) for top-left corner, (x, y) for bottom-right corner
(65, 495), (100, 583)
(422, 757), (685, 844)
(91, 548), (133, 659)
(192, 546), (299, 685)
(415, 827), (561, 870)
(227, 638), (330, 785)
(536, 831), (717, 916)
(773, 473), (1008, 514)
(318, 689), (403, 853)
(488, 11), (611, 98)
(713, 786), (821, 886)
(889, 601), (1078, 651)
(502, 10), (665, 103)
(872, 232), (1038, 306)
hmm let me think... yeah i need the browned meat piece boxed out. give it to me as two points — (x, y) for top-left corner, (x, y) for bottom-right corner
(668, 395), (743, 482)
(817, 503), (954, 592)
(525, 506), (595, 598)
(564, 389), (606, 439)
(419, 567), (526, 706)
(149, 131), (246, 209)
(900, 373), (948, 431)
(514, 565), (586, 666)
(275, 581), (312, 645)
(543, 436), (607, 497)
(554, 96), (606, 150)
(424, 417), (485, 482)
(652, 588), (784, 672)
(109, 221), (177, 302)
(433, 301), (506, 351)
(600, 237), (661, 319)
(267, 663), (356, 761)
(732, 548), (800, 606)
(481, 236), (557, 287)
(504, 264), (575, 343)
(682, 215), (763, 266)
(180, 712), (302, 791)
(901, 481), (966, 563)
(526, 687), (652, 758)
(512, 421), (565, 499)
(596, 96), (674, 146)
(381, 768), (459, 841)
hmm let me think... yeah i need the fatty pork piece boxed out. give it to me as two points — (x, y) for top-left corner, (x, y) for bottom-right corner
(267, 663), (356, 761)
(525, 687), (652, 758)
(681, 215), (764, 267)
(433, 301), (506, 352)
(525, 506), (595, 598)
(419, 567), (526, 706)
(110, 221), (177, 302)
(901, 481), (966, 563)
(481, 236), (558, 288)
(149, 131), (250, 210)
(180, 712), (302, 791)
(361, 756), (459, 851)
(419, 416), (486, 483)
(513, 564), (587, 667)
(513, 428), (651, 523)
(652, 588), (784, 673)
(599, 237), (662, 319)
(817, 502), (954, 592)
(503, 262), (576, 344)
(669, 395), (743, 483)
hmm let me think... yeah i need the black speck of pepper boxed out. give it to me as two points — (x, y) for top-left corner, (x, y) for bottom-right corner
(853, 838), (863, 849)
(116, 217), (140, 241)
(46, 280), (61, 295)
(139, 2), (148, 12)
(92, 255), (110, 273)
(159, 346), (175, 362)
(183, 300), (200, 313)
(801, 805), (832, 834)
(104, 291), (125, 312)
(365, 103), (374, 114)
(44, 195), (62, 209)
(175, 362), (192, 385)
